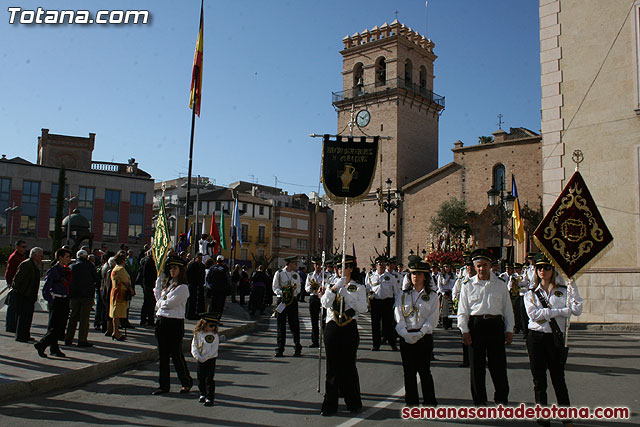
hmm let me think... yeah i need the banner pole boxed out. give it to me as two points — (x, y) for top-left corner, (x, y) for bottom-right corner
(340, 198), (348, 320)
(185, 70), (198, 235)
(318, 250), (326, 393)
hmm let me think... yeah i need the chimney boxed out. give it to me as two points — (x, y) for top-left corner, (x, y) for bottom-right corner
(493, 129), (508, 142)
(453, 140), (463, 149)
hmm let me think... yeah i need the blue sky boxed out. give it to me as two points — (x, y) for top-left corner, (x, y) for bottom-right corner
(0, 0), (540, 195)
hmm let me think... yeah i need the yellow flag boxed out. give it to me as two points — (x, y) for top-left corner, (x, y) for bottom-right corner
(513, 198), (524, 243)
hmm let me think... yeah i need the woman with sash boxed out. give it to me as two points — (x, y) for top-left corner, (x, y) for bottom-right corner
(524, 255), (582, 427)
(319, 254), (367, 416)
(152, 256), (193, 395)
(394, 260), (440, 406)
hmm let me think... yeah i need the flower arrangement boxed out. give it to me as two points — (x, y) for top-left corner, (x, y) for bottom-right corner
(426, 250), (464, 265)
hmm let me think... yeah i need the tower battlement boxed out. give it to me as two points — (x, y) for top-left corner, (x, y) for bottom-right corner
(341, 19), (435, 53)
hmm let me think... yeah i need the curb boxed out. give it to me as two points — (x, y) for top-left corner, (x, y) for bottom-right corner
(571, 323), (640, 332)
(0, 320), (261, 406)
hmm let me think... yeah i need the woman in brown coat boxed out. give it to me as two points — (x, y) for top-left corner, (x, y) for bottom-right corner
(110, 250), (133, 341)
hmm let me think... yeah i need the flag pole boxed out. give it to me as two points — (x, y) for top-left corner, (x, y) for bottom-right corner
(184, 69), (197, 236)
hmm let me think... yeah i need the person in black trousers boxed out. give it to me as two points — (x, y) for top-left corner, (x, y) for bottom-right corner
(319, 255), (367, 416)
(138, 250), (158, 326)
(152, 256), (193, 395)
(35, 248), (72, 358)
(205, 255), (231, 318)
(272, 256), (302, 357)
(248, 264), (268, 315)
(457, 249), (514, 406)
(394, 261), (439, 407)
(524, 255), (582, 427)
(12, 247), (44, 342)
(186, 253), (206, 320)
(305, 257), (324, 347)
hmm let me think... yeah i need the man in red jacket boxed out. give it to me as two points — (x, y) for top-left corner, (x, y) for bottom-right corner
(5, 240), (27, 333)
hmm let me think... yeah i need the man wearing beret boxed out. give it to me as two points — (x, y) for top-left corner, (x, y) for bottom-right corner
(367, 255), (398, 351)
(272, 256), (302, 357)
(305, 256), (326, 348)
(457, 248), (514, 406)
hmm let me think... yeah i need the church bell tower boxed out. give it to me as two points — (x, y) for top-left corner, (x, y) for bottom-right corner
(331, 20), (444, 262)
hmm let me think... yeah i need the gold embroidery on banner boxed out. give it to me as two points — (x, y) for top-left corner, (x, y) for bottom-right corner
(543, 183), (605, 266)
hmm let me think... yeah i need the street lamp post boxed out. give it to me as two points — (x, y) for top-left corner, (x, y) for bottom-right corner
(487, 177), (515, 264)
(64, 195), (78, 246)
(378, 178), (402, 257)
(4, 203), (20, 247)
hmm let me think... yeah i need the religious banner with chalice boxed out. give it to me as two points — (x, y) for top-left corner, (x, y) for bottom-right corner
(321, 134), (379, 203)
(533, 150), (613, 279)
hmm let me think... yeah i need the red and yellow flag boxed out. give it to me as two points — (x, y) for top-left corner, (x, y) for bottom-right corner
(189, 1), (204, 116)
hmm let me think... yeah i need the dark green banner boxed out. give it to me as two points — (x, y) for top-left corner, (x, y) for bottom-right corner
(321, 135), (379, 204)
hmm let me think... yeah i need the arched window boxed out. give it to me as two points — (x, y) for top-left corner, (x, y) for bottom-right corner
(419, 66), (427, 90)
(375, 56), (386, 87)
(493, 164), (505, 191)
(404, 59), (413, 86)
(353, 62), (364, 96)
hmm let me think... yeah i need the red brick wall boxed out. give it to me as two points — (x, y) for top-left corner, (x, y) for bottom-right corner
(93, 198), (104, 241)
(37, 193), (51, 238)
(118, 201), (130, 244)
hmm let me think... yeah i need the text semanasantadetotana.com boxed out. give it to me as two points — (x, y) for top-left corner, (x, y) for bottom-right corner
(401, 404), (630, 420)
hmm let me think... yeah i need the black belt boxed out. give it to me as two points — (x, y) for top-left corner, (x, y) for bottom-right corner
(470, 314), (503, 320)
(407, 329), (421, 333)
(530, 330), (552, 336)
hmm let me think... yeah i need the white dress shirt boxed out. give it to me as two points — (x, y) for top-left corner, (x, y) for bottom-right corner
(368, 270), (397, 299)
(457, 271), (514, 334)
(394, 287), (440, 344)
(321, 277), (367, 323)
(438, 273), (456, 294)
(524, 283), (583, 333)
(272, 268), (301, 297)
(191, 331), (220, 362)
(154, 277), (190, 319)
(305, 270), (326, 296)
(507, 274), (528, 297)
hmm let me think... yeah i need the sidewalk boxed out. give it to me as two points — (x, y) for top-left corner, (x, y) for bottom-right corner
(0, 280), (262, 405)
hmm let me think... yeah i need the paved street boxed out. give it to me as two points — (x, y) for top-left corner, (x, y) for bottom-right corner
(1, 298), (639, 426)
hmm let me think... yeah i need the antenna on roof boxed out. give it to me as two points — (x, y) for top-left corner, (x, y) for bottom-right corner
(497, 114), (504, 130)
(425, 1), (428, 37)
(394, 9), (399, 20)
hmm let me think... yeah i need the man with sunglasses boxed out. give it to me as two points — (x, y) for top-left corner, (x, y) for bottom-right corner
(457, 248), (514, 406)
(5, 240), (28, 333)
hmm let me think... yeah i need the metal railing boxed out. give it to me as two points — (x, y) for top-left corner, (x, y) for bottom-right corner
(332, 77), (445, 108)
(91, 161), (137, 175)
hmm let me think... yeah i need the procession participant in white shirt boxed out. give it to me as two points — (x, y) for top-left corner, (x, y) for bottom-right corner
(524, 252), (537, 283)
(152, 256), (193, 395)
(191, 312), (226, 406)
(272, 255), (302, 357)
(457, 248), (514, 406)
(319, 255), (367, 416)
(513, 262), (529, 338)
(305, 256), (325, 348)
(438, 262), (456, 329)
(452, 256), (476, 368)
(524, 255), (582, 427)
(506, 263), (523, 334)
(367, 255), (398, 351)
(499, 263), (514, 283)
(394, 261), (439, 406)
(386, 256), (402, 295)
